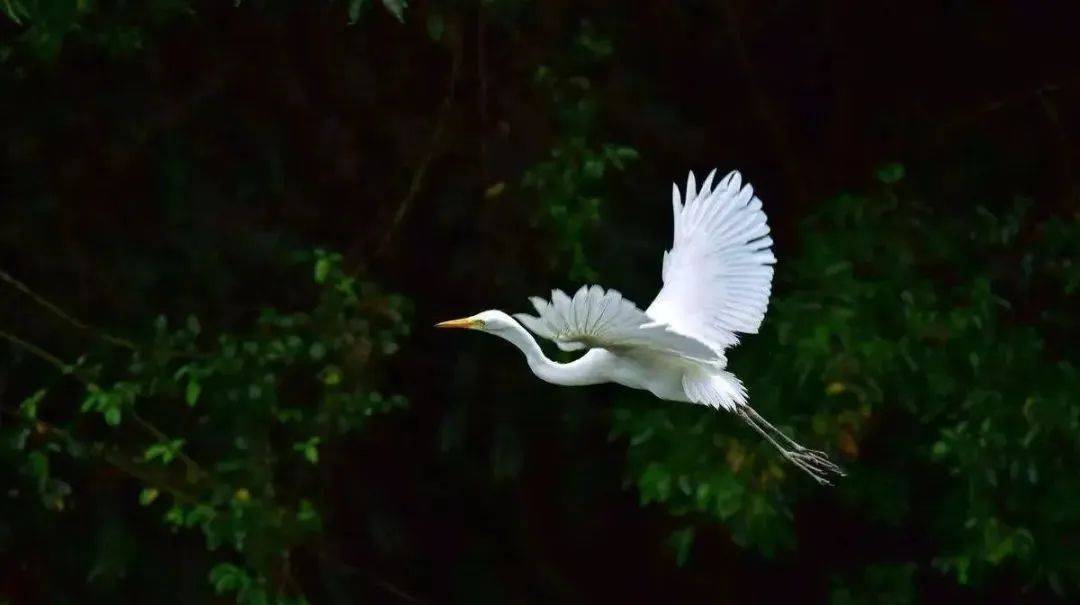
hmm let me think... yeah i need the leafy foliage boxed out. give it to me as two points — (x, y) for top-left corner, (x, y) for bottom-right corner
(521, 25), (639, 281)
(1, 252), (410, 603)
(612, 168), (1080, 594)
(1, 0), (193, 60)
(2, 0), (1077, 603)
(1, 0), (410, 60)
(830, 563), (917, 605)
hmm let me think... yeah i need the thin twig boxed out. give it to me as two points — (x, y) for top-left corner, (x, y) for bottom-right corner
(0, 329), (76, 376)
(478, 6), (489, 182)
(274, 551), (304, 602)
(315, 548), (428, 604)
(369, 576), (428, 604)
(2, 0), (23, 25)
(375, 26), (463, 257)
(0, 407), (200, 504)
(0, 268), (138, 350)
(1036, 89), (1079, 205)
(101, 446), (202, 504)
(934, 82), (1065, 139)
(1, 328), (212, 483)
(130, 409), (209, 481)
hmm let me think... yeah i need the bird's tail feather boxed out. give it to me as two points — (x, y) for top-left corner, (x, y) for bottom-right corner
(682, 368), (747, 412)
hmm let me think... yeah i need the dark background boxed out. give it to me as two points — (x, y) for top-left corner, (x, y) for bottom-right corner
(1, 1), (1078, 604)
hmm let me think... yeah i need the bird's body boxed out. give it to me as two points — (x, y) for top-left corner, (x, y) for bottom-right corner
(599, 348), (701, 401)
(535, 346), (704, 401)
(482, 316), (691, 396)
(439, 169), (843, 484)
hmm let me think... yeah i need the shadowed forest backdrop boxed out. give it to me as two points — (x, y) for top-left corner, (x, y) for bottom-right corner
(1, 1), (1079, 603)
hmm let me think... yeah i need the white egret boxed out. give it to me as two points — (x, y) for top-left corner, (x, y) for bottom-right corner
(438, 169), (843, 484)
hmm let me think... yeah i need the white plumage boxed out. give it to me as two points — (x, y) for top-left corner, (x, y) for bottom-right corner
(515, 285), (717, 359)
(438, 169), (842, 484)
(649, 169), (775, 349)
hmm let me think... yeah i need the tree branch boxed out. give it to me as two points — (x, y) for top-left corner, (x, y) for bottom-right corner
(478, 6), (489, 182)
(933, 82), (1066, 140)
(1, 328), (212, 483)
(1037, 89), (1079, 205)
(0, 328), (76, 376)
(0, 268), (138, 350)
(0, 407), (201, 505)
(375, 24), (463, 257)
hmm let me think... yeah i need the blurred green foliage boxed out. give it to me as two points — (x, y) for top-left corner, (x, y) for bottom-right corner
(3, 252), (410, 603)
(2, 1), (1078, 604)
(1, 0), (193, 60)
(1, 0), (411, 61)
(521, 25), (640, 281)
(830, 563), (917, 605)
(612, 169), (1080, 594)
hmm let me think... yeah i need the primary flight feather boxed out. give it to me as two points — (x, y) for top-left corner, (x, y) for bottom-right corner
(438, 169), (843, 484)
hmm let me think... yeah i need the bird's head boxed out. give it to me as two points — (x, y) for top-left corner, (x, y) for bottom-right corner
(435, 310), (519, 335)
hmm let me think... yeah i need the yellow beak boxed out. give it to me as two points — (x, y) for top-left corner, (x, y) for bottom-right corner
(435, 317), (483, 330)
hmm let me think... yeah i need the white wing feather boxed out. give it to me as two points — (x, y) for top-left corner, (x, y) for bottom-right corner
(646, 169), (776, 351)
(514, 285), (718, 360)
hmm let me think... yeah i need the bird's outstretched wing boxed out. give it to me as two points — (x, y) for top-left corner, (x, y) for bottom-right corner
(514, 285), (717, 360)
(647, 170), (776, 351)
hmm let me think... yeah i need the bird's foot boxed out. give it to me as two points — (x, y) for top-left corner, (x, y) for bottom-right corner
(785, 446), (845, 486)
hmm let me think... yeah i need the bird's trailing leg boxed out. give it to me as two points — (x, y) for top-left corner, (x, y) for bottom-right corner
(735, 406), (845, 485)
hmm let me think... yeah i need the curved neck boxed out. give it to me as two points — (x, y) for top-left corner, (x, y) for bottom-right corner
(497, 321), (606, 386)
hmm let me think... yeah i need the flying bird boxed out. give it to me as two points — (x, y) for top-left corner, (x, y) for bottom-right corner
(438, 169), (842, 484)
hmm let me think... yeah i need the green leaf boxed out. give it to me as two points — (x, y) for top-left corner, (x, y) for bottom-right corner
(185, 504), (215, 528)
(164, 505), (184, 527)
(104, 406), (122, 426)
(583, 158), (605, 179)
(139, 487), (159, 506)
(8, 428), (30, 451)
(320, 365), (342, 386)
(347, 0), (366, 24)
(41, 478), (70, 511)
(380, 0), (407, 22)
(238, 586), (268, 605)
(3, 0), (27, 25)
(20, 388), (46, 420)
(667, 527), (695, 567)
(297, 499), (322, 530)
(185, 315), (201, 336)
(875, 162), (905, 184)
(185, 380), (201, 407)
(144, 439), (186, 465)
(293, 438), (321, 464)
(26, 451), (49, 488)
(209, 563), (248, 595)
(426, 12), (444, 41)
(314, 257), (332, 284)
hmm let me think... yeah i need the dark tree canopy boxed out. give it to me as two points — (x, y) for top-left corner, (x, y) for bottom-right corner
(1, 2), (1078, 604)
